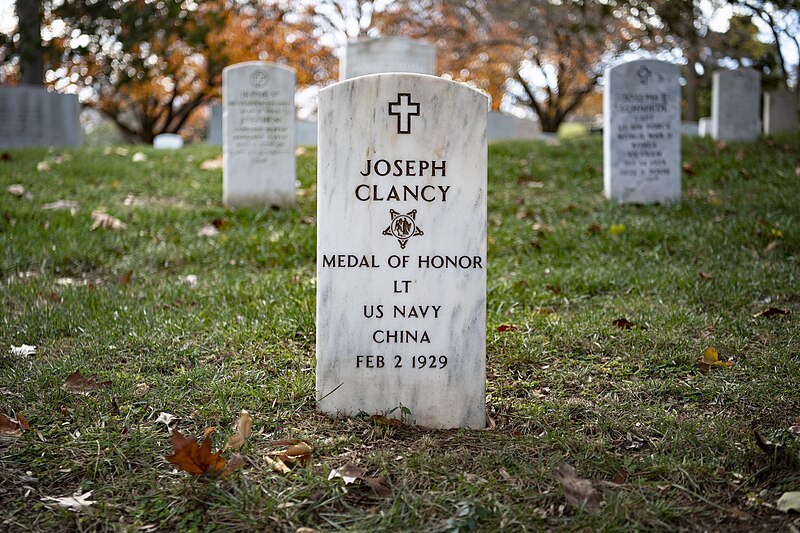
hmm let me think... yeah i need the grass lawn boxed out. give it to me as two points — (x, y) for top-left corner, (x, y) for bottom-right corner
(1, 135), (799, 532)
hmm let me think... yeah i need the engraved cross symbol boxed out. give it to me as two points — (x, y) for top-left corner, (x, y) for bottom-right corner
(388, 93), (420, 134)
(637, 66), (652, 85)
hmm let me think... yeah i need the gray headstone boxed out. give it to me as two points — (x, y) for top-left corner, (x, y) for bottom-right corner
(698, 117), (711, 137)
(153, 133), (183, 149)
(223, 61), (296, 208)
(316, 73), (488, 429)
(207, 104), (222, 146)
(711, 68), (761, 142)
(488, 112), (541, 141)
(0, 86), (81, 148)
(763, 90), (798, 135)
(296, 119), (317, 146)
(603, 59), (681, 204)
(681, 121), (699, 137)
(340, 37), (436, 80)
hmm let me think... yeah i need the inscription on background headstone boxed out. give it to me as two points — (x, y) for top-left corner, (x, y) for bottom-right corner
(223, 61), (295, 207)
(340, 37), (436, 80)
(0, 86), (81, 148)
(604, 60), (681, 204)
(316, 74), (487, 429)
(711, 68), (761, 142)
(763, 90), (798, 135)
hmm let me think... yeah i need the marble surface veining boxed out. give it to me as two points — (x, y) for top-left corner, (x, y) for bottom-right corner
(316, 74), (488, 429)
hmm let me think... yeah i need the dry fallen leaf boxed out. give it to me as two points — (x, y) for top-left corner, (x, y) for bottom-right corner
(42, 200), (80, 211)
(698, 271), (712, 280)
(0, 413), (25, 436)
(497, 324), (518, 333)
(587, 224), (601, 234)
(266, 455), (291, 474)
(554, 463), (602, 512)
(10, 344), (36, 357)
(696, 347), (734, 371)
(777, 492), (800, 513)
(42, 491), (95, 512)
(612, 318), (635, 329)
(753, 428), (790, 464)
(225, 410), (253, 452)
(36, 161), (51, 172)
(753, 307), (789, 318)
(198, 224), (220, 237)
(682, 163), (695, 175)
(609, 224), (625, 236)
(328, 463), (392, 498)
(156, 412), (177, 428)
(62, 371), (111, 394)
(370, 414), (402, 428)
(7, 184), (25, 196)
(166, 427), (240, 479)
(268, 440), (313, 470)
(91, 211), (127, 231)
(200, 156), (223, 170)
(118, 270), (133, 285)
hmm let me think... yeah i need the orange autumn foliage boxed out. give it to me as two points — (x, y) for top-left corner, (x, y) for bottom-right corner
(51, 0), (335, 143)
(166, 428), (230, 478)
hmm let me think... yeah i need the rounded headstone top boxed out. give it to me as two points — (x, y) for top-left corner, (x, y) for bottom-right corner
(153, 133), (184, 149)
(222, 61), (296, 76)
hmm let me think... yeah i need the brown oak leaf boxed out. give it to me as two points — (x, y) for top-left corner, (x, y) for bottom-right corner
(62, 371), (111, 393)
(166, 427), (240, 479)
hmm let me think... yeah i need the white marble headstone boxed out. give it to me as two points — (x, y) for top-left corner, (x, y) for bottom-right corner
(153, 133), (184, 149)
(296, 119), (318, 146)
(0, 86), (81, 148)
(681, 121), (699, 137)
(763, 90), (798, 135)
(488, 112), (541, 141)
(711, 68), (761, 142)
(223, 61), (296, 207)
(603, 60), (681, 204)
(698, 117), (711, 137)
(207, 104), (222, 146)
(340, 37), (436, 80)
(316, 74), (488, 429)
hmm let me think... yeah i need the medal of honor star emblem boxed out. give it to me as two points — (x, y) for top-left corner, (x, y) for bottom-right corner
(383, 209), (424, 249)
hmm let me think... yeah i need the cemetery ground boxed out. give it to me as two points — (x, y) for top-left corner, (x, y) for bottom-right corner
(1, 135), (799, 532)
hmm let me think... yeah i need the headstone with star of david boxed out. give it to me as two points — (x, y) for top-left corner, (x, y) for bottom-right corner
(222, 61), (296, 208)
(316, 73), (488, 429)
(603, 59), (681, 204)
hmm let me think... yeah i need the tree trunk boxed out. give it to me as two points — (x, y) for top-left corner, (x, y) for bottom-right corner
(684, 47), (700, 121)
(16, 0), (45, 86)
